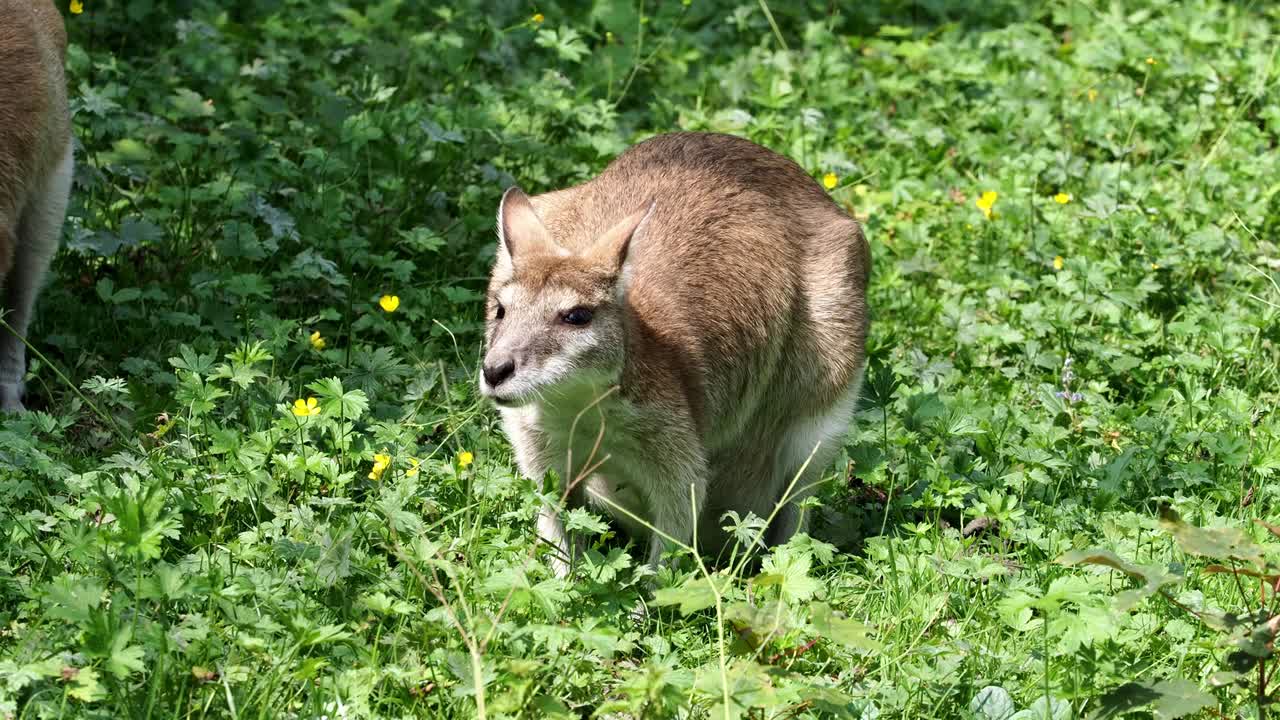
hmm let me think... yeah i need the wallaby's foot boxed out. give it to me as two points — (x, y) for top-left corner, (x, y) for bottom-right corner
(629, 597), (650, 624)
(548, 553), (570, 580)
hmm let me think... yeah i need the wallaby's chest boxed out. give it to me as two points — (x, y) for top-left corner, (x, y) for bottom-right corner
(503, 390), (658, 532)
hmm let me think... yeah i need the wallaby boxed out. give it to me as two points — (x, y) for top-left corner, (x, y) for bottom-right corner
(480, 132), (870, 576)
(0, 0), (72, 413)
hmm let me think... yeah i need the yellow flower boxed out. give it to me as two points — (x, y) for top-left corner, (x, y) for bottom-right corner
(975, 190), (998, 220)
(292, 397), (319, 417)
(379, 295), (400, 313)
(822, 172), (838, 190)
(368, 453), (391, 481)
(1087, 88), (1098, 103)
(406, 458), (420, 478)
(1145, 57), (1156, 66)
(458, 451), (474, 468)
(1054, 192), (1071, 204)
(1053, 256), (1065, 271)
(531, 12), (544, 23)
(309, 331), (326, 350)
(1150, 262), (1160, 270)
(70, 0), (83, 14)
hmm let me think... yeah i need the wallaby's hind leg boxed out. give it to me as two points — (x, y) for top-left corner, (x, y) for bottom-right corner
(0, 140), (71, 413)
(0, 219), (20, 413)
(766, 384), (862, 546)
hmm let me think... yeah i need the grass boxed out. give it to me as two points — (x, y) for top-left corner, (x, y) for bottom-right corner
(2, 0), (1279, 718)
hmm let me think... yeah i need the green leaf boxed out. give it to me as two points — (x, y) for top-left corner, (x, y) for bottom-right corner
(168, 344), (216, 376)
(315, 531), (353, 587)
(44, 575), (105, 623)
(308, 377), (369, 420)
(1009, 697), (1071, 720)
(1158, 506), (1264, 567)
(798, 685), (863, 718)
(725, 601), (791, 641)
(296, 621), (351, 647)
(810, 602), (881, 653)
(1089, 679), (1215, 720)
(652, 573), (730, 615)
(107, 643), (146, 679)
(564, 507), (610, 536)
(969, 686), (1016, 720)
(103, 483), (182, 560)
(535, 27), (589, 62)
(1057, 547), (1183, 610)
(398, 226), (446, 253)
(171, 88), (215, 117)
(67, 667), (105, 702)
(759, 546), (820, 603)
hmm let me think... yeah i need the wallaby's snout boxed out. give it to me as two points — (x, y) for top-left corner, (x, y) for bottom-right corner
(482, 356), (516, 388)
(479, 323), (531, 399)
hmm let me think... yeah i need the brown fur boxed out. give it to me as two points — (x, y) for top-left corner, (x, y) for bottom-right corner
(0, 0), (72, 411)
(0, 0), (68, 240)
(484, 132), (870, 569)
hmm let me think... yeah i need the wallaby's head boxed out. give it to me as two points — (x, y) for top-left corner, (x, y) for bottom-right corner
(480, 187), (653, 407)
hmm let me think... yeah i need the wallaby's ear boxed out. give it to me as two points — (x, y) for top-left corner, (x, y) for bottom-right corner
(497, 187), (558, 269)
(587, 198), (655, 275)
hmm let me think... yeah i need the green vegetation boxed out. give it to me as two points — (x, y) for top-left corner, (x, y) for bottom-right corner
(2, 0), (1279, 717)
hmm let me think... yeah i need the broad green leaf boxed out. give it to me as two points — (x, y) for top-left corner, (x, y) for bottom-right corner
(308, 377), (369, 420)
(1058, 547), (1183, 610)
(107, 643), (145, 679)
(1158, 507), (1264, 567)
(67, 667), (105, 702)
(810, 602), (882, 653)
(564, 507), (610, 535)
(44, 575), (105, 623)
(652, 573), (730, 615)
(969, 686), (1016, 720)
(695, 660), (775, 719)
(1089, 679), (1215, 720)
(725, 601), (791, 641)
(1009, 697), (1071, 720)
(315, 531), (353, 586)
(759, 546), (820, 603)
(171, 88), (215, 117)
(799, 685), (862, 718)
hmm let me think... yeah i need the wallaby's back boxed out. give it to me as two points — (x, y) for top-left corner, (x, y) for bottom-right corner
(530, 133), (870, 447)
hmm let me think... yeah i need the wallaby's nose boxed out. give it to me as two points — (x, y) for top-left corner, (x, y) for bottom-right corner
(483, 359), (516, 388)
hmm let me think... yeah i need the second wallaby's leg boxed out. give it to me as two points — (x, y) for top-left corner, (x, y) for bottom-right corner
(0, 217), (22, 412)
(0, 140), (71, 413)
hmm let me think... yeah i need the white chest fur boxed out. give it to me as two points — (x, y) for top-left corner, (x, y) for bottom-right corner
(499, 377), (658, 535)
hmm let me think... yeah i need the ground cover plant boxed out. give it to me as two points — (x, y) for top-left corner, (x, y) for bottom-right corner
(1, 0), (1278, 717)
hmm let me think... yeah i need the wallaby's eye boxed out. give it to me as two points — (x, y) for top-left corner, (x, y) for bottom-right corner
(561, 307), (593, 326)
(495, 303), (506, 320)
